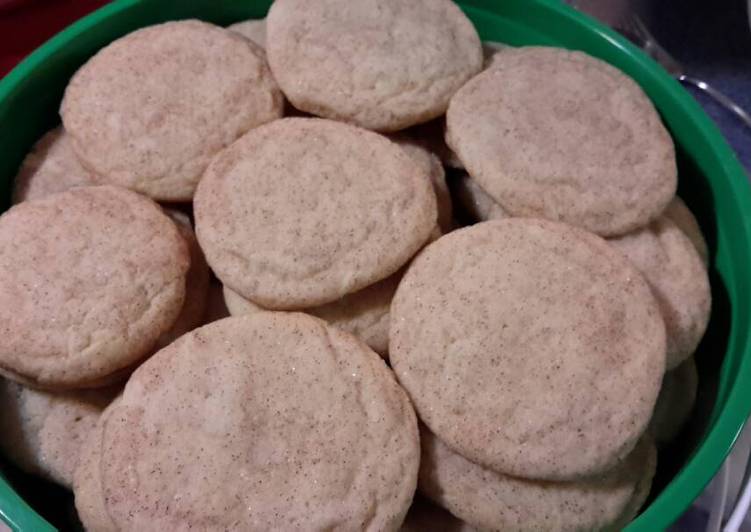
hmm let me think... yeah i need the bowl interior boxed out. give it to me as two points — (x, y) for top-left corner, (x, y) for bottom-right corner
(1, 0), (750, 530)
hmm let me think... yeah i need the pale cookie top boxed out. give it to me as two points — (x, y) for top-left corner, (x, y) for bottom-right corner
(447, 47), (677, 236)
(305, 274), (399, 358)
(609, 215), (711, 369)
(648, 357), (698, 446)
(419, 427), (657, 532)
(61, 20), (283, 201)
(266, 0), (483, 132)
(222, 285), (263, 316)
(46, 211), (208, 387)
(195, 118), (436, 310)
(0, 379), (117, 489)
(394, 138), (453, 233)
(97, 314), (419, 531)
(454, 173), (508, 222)
(664, 196), (709, 265)
(0, 186), (189, 389)
(228, 18), (266, 48)
(223, 270), (401, 358)
(155, 211), (210, 349)
(390, 219), (666, 480)
(12, 126), (99, 204)
(74, 399), (120, 532)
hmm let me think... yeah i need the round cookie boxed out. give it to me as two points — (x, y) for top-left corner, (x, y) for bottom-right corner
(156, 211), (210, 349)
(0, 185), (189, 389)
(195, 117), (436, 310)
(394, 138), (453, 233)
(648, 357), (698, 446)
(223, 271), (401, 358)
(67, 211), (210, 386)
(0, 378), (118, 488)
(61, 20), (283, 201)
(419, 427), (656, 532)
(266, 0), (483, 132)
(390, 219), (666, 480)
(454, 173), (508, 222)
(12, 126), (98, 204)
(609, 215), (711, 369)
(74, 399), (120, 532)
(446, 46), (677, 236)
(401, 497), (476, 532)
(89, 313), (419, 531)
(664, 196), (709, 265)
(228, 18), (266, 48)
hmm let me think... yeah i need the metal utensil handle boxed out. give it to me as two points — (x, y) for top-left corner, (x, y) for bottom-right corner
(725, 474), (751, 531)
(707, 462), (729, 532)
(679, 75), (751, 130)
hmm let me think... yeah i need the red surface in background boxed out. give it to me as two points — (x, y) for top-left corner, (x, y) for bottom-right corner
(0, 0), (108, 78)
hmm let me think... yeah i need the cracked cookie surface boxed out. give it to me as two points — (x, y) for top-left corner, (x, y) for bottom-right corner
(419, 427), (656, 532)
(390, 219), (665, 480)
(12, 126), (99, 204)
(195, 118), (436, 310)
(0, 379), (118, 488)
(447, 47), (676, 236)
(0, 185), (189, 389)
(266, 0), (482, 131)
(61, 20), (283, 201)
(609, 215), (711, 369)
(223, 270), (401, 358)
(88, 313), (418, 531)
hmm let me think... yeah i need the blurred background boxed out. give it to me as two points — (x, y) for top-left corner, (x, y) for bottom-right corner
(572, 0), (751, 173)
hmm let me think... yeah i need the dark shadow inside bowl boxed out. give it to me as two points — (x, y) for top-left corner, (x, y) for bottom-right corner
(639, 128), (729, 507)
(0, 460), (80, 531)
(647, 269), (730, 507)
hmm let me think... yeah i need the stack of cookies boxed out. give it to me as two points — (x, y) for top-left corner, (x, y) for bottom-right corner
(0, 0), (710, 530)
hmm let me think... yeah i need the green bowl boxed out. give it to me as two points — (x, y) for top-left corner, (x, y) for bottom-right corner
(1, 0), (750, 530)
